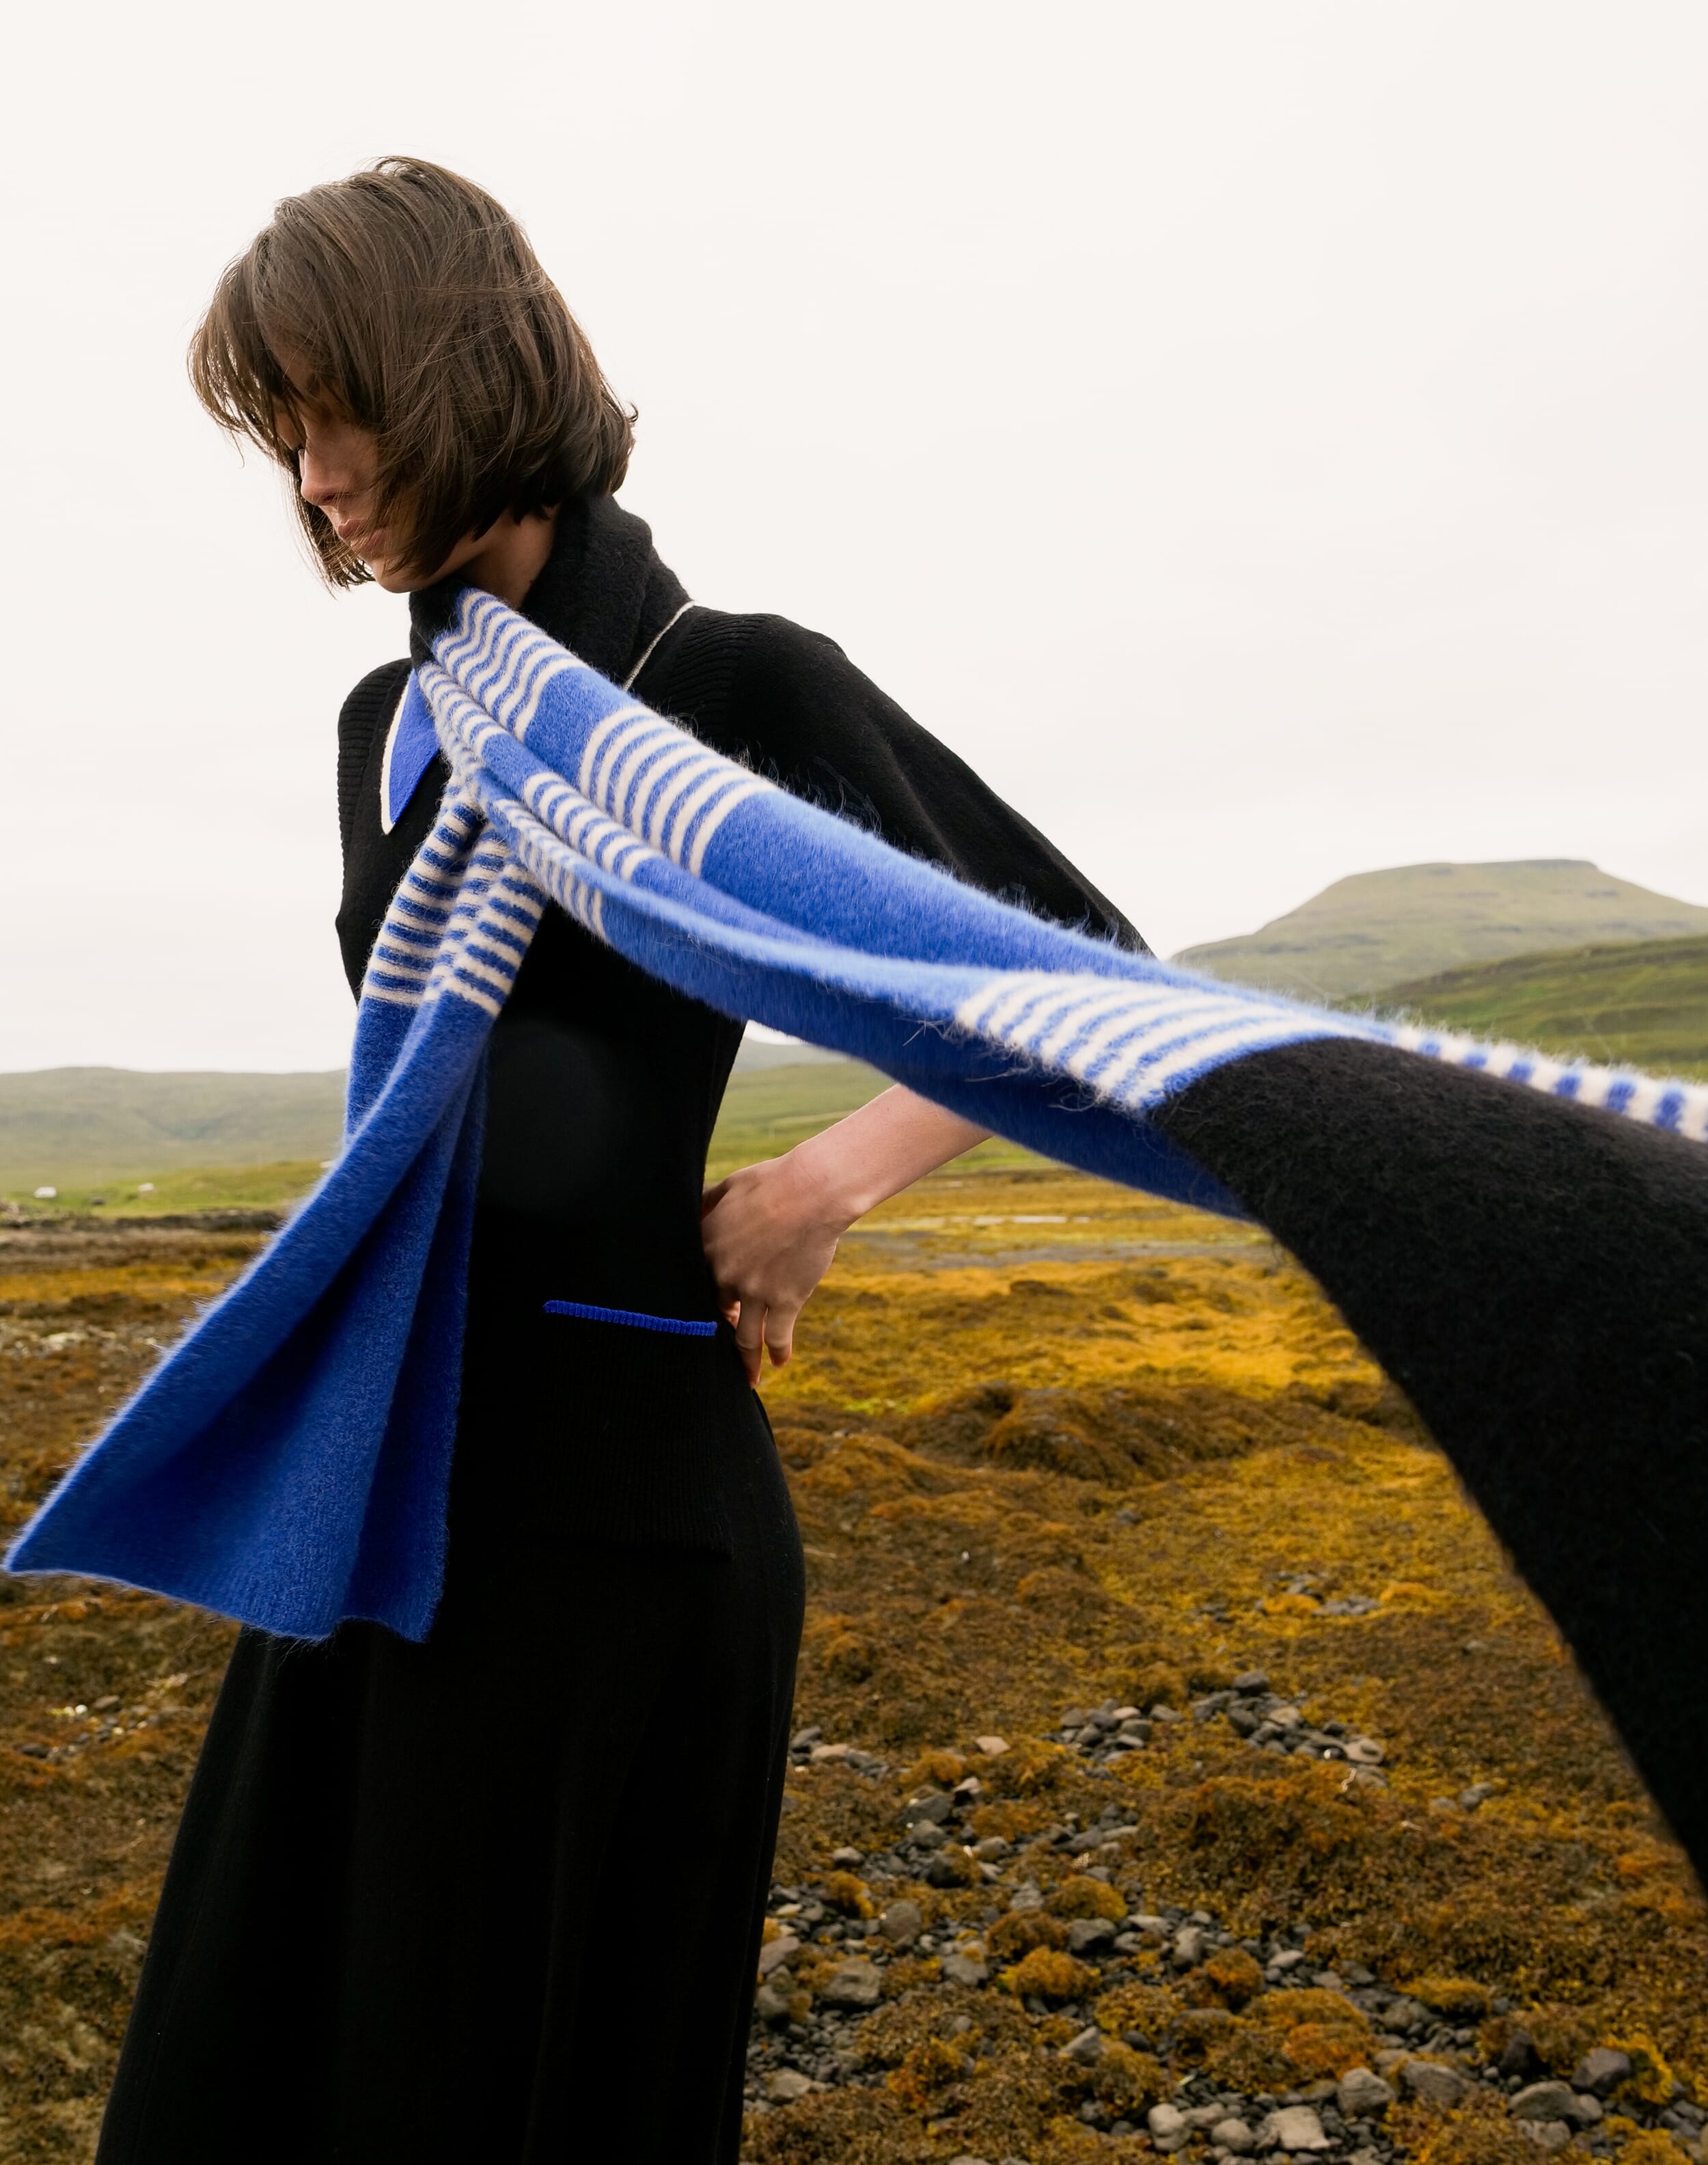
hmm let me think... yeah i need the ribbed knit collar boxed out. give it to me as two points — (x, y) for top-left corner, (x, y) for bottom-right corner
(407, 493), (689, 685)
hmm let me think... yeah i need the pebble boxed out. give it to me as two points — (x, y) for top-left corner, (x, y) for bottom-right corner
(1511, 2082), (1582, 2124)
(1520, 2122), (1573, 2154)
(1337, 2068), (1396, 2118)
(1067, 1918), (1117, 1956)
(1402, 2060), (1470, 2110)
(1262, 2105), (1331, 2151)
(1573, 2048), (1633, 2096)
(757, 1934), (799, 1978)
(1173, 1923), (1208, 1967)
(879, 1899), (922, 1947)
(765, 2068), (816, 2101)
(819, 1957), (882, 2009)
(941, 1952), (989, 1987)
(1150, 2103), (1188, 2140)
(1060, 2025), (1104, 2065)
(1214, 2118), (1256, 2153)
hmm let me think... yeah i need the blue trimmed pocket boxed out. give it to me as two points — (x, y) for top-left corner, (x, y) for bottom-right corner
(542, 1299), (719, 1339)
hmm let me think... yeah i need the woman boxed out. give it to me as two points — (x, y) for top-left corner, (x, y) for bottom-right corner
(95, 157), (1142, 2162)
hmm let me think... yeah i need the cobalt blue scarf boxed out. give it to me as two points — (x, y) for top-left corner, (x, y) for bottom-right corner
(11, 590), (1706, 1639)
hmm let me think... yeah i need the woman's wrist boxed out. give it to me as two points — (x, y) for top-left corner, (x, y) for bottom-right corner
(782, 1128), (881, 1231)
(782, 1087), (992, 1229)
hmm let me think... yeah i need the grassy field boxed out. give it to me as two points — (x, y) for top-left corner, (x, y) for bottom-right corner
(1180, 860), (1708, 1002)
(1, 1173), (1703, 2162)
(1376, 936), (1708, 1081)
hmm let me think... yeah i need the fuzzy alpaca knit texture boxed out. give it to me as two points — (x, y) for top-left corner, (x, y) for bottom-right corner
(10, 588), (1707, 1644)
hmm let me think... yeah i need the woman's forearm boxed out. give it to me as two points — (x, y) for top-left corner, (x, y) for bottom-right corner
(786, 1085), (992, 1223)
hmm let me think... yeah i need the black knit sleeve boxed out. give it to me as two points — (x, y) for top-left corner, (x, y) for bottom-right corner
(714, 617), (1148, 953)
(337, 659), (412, 866)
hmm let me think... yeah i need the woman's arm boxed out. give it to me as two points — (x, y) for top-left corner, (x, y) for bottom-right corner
(701, 1085), (991, 1383)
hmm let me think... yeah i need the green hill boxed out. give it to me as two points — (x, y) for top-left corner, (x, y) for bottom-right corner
(1377, 934), (1708, 1081)
(1179, 860), (1708, 1001)
(0, 1068), (347, 1194)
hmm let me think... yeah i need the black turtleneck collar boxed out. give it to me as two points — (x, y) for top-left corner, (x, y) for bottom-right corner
(407, 493), (689, 685)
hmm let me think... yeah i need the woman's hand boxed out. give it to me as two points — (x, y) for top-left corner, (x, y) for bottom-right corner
(702, 1085), (992, 1385)
(700, 1154), (849, 1384)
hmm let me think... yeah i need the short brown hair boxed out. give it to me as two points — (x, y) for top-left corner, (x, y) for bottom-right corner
(189, 157), (634, 586)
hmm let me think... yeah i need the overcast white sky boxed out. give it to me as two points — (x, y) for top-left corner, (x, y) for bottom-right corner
(4, 1), (1705, 1072)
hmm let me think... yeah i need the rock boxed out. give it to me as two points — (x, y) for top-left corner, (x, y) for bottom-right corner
(754, 1980), (794, 2023)
(905, 1792), (954, 1826)
(1500, 2032), (1544, 2080)
(911, 1824), (949, 1851)
(820, 1957), (883, 2009)
(1403, 2061), (1470, 2110)
(758, 1933), (800, 1978)
(1382, 1995), (1430, 2034)
(1269, 1948), (1308, 1974)
(1008, 1885), (1044, 1913)
(1459, 1784), (1495, 1810)
(1149, 2103), (1188, 2139)
(810, 1742), (853, 1762)
(972, 1836), (1010, 1861)
(1214, 2119), (1256, 2153)
(1519, 2123), (1573, 2154)
(1060, 2025), (1105, 2065)
(1067, 1918), (1117, 1956)
(765, 2068), (816, 2102)
(790, 1726), (822, 1749)
(1264, 2105), (1332, 2151)
(830, 1845), (864, 1866)
(1573, 2050), (1633, 2097)
(941, 1952), (989, 1987)
(1570, 2095), (1604, 2128)
(1233, 1670), (1270, 1693)
(1344, 1739), (1385, 1765)
(1338, 2068), (1396, 2119)
(1511, 2084), (1581, 2123)
(974, 1734), (1009, 1755)
(1173, 1924), (1209, 1967)
(879, 1900), (922, 1947)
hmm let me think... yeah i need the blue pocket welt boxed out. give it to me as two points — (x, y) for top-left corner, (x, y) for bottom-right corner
(542, 1300), (718, 1339)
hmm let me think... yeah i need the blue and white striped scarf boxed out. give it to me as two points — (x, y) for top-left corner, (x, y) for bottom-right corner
(12, 590), (1707, 1639)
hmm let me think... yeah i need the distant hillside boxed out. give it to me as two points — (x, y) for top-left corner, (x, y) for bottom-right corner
(1378, 934), (1708, 1081)
(1178, 860), (1708, 1001)
(0, 1068), (347, 1193)
(0, 1035), (870, 1200)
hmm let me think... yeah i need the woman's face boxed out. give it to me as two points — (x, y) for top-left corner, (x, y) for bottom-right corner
(278, 381), (491, 593)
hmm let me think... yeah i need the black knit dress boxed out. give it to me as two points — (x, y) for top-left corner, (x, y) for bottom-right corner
(94, 496), (1140, 2165)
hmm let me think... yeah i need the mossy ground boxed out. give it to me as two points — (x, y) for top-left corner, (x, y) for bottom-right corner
(0, 1173), (1702, 2162)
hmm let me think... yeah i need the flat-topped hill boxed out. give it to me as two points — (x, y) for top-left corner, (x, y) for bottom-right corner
(1178, 860), (1708, 1001)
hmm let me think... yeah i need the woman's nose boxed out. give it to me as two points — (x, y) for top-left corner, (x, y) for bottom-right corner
(298, 441), (342, 508)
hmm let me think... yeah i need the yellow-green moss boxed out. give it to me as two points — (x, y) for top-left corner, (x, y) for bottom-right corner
(1046, 1877), (1127, 1922)
(1005, 1947), (1100, 2003)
